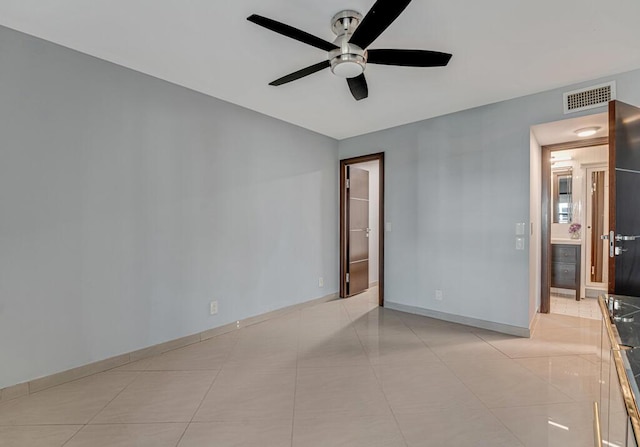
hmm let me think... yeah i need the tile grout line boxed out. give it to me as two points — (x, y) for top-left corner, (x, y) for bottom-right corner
(420, 312), (597, 444)
(56, 425), (84, 447)
(172, 333), (242, 447)
(172, 371), (220, 447)
(59, 371), (141, 446)
(61, 333), (239, 446)
(346, 295), (410, 447)
(485, 401), (598, 447)
(290, 309), (302, 447)
(401, 318), (529, 446)
(1, 422), (196, 427)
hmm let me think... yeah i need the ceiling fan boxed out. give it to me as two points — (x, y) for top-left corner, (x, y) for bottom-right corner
(247, 0), (452, 101)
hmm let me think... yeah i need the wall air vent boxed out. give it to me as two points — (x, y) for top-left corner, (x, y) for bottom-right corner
(563, 81), (616, 114)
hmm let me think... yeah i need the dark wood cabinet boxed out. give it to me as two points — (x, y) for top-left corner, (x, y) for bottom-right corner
(551, 243), (581, 300)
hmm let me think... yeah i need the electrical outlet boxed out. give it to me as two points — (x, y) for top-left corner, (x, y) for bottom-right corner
(210, 301), (218, 315)
(435, 290), (443, 301)
(318, 277), (324, 287)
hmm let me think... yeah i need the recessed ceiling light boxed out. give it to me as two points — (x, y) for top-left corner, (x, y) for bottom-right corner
(551, 154), (572, 161)
(574, 126), (601, 137)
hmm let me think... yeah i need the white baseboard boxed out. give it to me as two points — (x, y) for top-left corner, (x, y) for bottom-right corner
(529, 312), (540, 338)
(385, 301), (530, 338)
(1, 292), (339, 401)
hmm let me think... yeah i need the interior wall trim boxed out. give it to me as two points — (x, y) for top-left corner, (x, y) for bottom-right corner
(0, 292), (339, 402)
(543, 137), (608, 152)
(385, 302), (531, 338)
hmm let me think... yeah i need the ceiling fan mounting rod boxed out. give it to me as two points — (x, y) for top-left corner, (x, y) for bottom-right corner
(331, 10), (362, 38)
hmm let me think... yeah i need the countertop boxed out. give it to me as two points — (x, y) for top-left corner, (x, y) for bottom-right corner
(603, 294), (640, 433)
(607, 295), (640, 349)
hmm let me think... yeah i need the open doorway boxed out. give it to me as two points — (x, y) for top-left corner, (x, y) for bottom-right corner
(339, 153), (384, 306)
(545, 143), (608, 319)
(532, 113), (608, 318)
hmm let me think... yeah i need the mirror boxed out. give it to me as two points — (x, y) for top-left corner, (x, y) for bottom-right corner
(553, 168), (573, 223)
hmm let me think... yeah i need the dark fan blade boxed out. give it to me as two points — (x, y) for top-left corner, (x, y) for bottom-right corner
(349, 0), (412, 49)
(247, 15), (338, 52)
(367, 49), (452, 67)
(269, 61), (330, 86)
(347, 74), (368, 101)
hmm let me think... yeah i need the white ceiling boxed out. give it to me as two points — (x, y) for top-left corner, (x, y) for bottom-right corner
(532, 112), (608, 146)
(1, 0), (639, 139)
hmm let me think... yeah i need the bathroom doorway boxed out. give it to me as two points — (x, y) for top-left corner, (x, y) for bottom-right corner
(544, 144), (608, 318)
(531, 113), (609, 316)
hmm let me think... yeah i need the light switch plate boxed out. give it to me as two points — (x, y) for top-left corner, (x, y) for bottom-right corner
(516, 237), (525, 250)
(516, 223), (526, 235)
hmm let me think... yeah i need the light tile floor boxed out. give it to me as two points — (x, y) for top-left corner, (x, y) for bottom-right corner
(0, 288), (614, 446)
(551, 294), (601, 320)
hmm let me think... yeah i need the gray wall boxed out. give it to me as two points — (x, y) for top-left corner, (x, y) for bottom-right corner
(339, 68), (640, 331)
(4, 20), (640, 390)
(0, 26), (338, 389)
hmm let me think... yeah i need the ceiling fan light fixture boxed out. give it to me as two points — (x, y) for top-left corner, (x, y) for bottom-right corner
(329, 44), (366, 78)
(330, 54), (366, 78)
(574, 126), (601, 137)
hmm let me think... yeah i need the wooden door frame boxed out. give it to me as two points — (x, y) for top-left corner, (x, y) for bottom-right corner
(540, 137), (607, 313)
(340, 153), (385, 306)
(608, 101), (617, 293)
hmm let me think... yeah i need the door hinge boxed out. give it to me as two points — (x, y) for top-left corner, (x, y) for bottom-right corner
(346, 273), (350, 283)
(346, 179), (350, 189)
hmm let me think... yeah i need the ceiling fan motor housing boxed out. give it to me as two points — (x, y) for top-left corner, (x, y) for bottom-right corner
(329, 10), (366, 78)
(329, 45), (366, 78)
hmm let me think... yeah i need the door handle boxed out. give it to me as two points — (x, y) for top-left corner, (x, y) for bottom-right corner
(608, 232), (639, 257)
(608, 231), (615, 258)
(615, 234), (640, 241)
